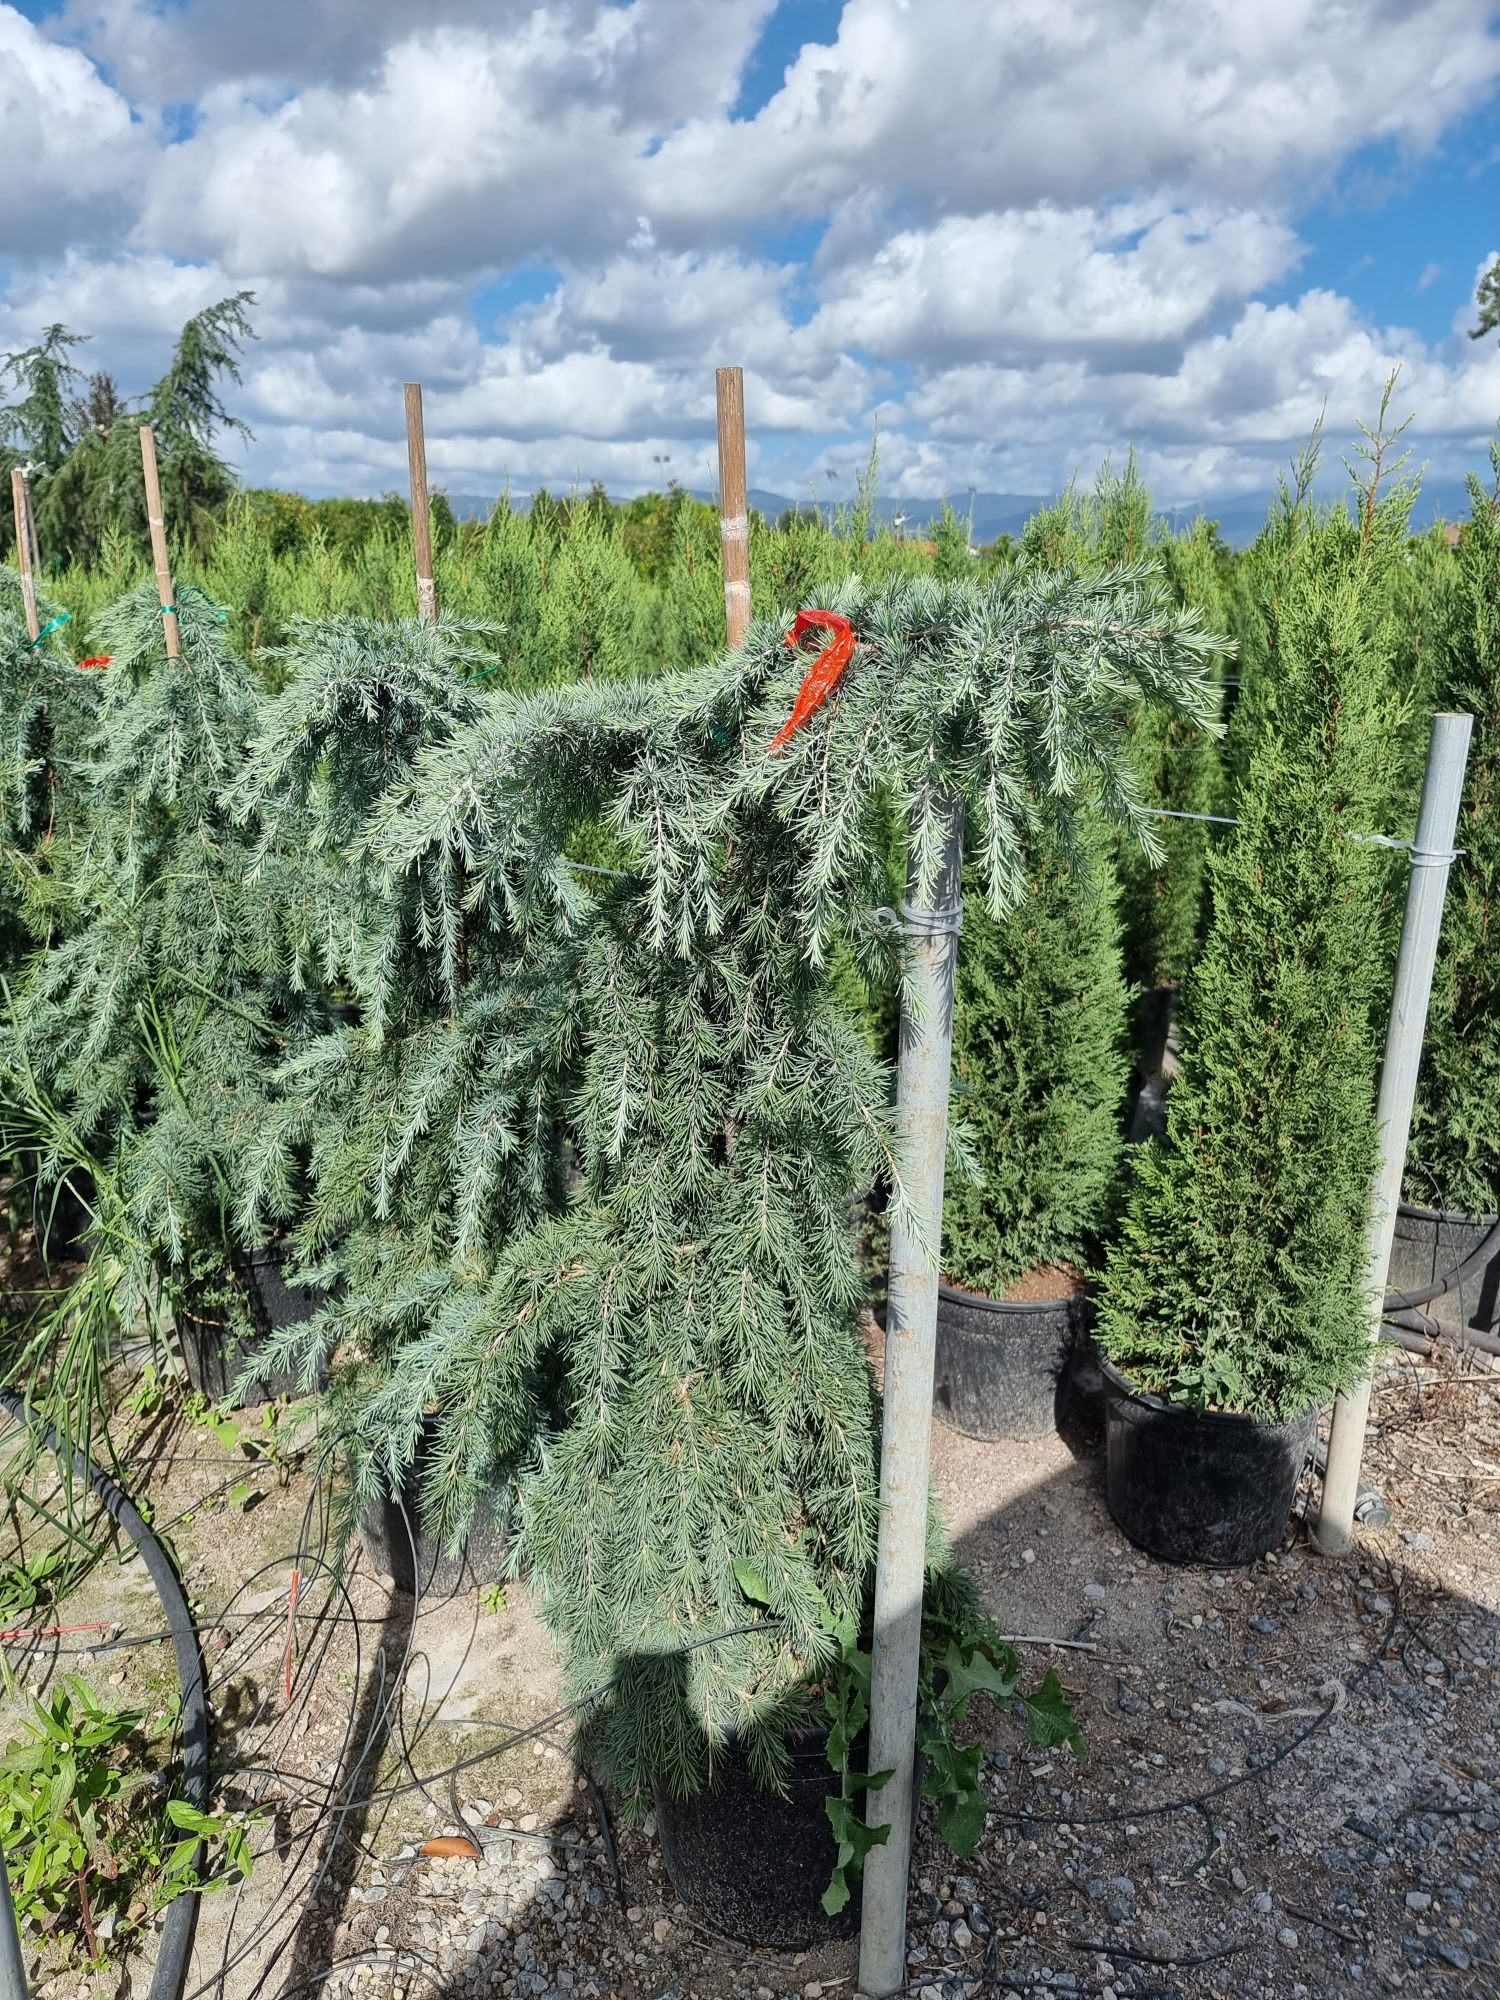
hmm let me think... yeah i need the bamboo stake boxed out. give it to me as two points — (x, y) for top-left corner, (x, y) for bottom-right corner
(715, 366), (750, 649)
(138, 426), (180, 659)
(404, 382), (439, 625)
(9, 469), (39, 642)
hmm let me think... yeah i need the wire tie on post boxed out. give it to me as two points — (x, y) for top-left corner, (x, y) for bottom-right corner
(28, 612), (71, 648)
(877, 900), (965, 940)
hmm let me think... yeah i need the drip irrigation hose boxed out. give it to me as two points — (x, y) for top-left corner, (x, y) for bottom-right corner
(1382, 1307), (1500, 1359)
(1381, 1210), (1500, 1314)
(0, 1392), (207, 2000)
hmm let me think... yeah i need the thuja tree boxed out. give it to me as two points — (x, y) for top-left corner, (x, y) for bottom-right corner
(295, 572), (1219, 1802)
(1017, 463), (1227, 989)
(1096, 483), (1414, 1419)
(1407, 448), (1500, 1216)
(942, 816), (1130, 1296)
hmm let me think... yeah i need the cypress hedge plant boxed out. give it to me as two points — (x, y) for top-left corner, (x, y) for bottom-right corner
(1406, 448), (1500, 1221)
(1096, 479), (1413, 1425)
(941, 819), (1130, 1298)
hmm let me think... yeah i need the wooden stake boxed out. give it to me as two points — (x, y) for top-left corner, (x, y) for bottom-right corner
(404, 382), (439, 625)
(139, 426), (180, 659)
(10, 468), (39, 641)
(715, 365), (750, 649)
(24, 472), (41, 585)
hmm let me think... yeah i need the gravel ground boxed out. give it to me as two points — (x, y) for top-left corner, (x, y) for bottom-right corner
(6, 1330), (1497, 2000)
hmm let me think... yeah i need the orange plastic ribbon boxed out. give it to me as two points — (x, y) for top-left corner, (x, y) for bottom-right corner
(768, 610), (857, 753)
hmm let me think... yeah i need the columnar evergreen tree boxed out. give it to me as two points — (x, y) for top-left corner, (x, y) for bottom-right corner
(533, 507), (646, 685)
(1407, 447), (1500, 1216)
(942, 820), (1130, 1296)
(1096, 475), (1414, 1419)
(1016, 462), (1228, 989)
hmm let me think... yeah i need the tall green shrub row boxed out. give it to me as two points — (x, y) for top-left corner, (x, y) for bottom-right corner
(942, 821), (1130, 1296)
(1097, 478), (1416, 1419)
(1407, 449), (1500, 1216)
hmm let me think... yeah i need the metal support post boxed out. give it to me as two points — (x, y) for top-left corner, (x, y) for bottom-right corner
(1315, 711), (1473, 1555)
(859, 799), (965, 1996)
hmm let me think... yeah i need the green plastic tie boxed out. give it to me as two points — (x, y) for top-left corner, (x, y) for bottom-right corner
(159, 603), (177, 617)
(29, 612), (72, 649)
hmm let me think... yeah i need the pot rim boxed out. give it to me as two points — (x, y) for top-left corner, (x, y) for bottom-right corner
(1396, 1197), (1500, 1230)
(938, 1275), (1090, 1315)
(1097, 1352), (1319, 1434)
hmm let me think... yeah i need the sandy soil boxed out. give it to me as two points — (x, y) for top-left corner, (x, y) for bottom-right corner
(2, 1309), (1496, 2000)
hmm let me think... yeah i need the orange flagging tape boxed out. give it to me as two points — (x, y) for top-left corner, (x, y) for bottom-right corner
(283, 1566), (301, 1701)
(768, 610), (857, 753)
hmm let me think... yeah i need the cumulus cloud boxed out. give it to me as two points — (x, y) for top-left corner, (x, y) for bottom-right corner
(0, 6), (144, 249)
(2, 0), (1500, 508)
(648, 0), (1500, 232)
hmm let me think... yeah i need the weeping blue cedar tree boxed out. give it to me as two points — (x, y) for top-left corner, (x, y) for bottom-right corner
(241, 572), (1219, 1807)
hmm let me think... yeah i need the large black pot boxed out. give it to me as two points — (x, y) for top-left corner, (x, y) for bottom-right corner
(356, 1423), (509, 1601)
(934, 1280), (1089, 1439)
(1101, 1356), (1317, 1567)
(176, 1243), (333, 1406)
(1388, 1200), (1500, 1335)
(655, 1728), (859, 1951)
(18, 1158), (94, 1266)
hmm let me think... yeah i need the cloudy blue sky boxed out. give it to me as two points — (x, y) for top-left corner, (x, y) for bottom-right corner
(3, 0), (1500, 509)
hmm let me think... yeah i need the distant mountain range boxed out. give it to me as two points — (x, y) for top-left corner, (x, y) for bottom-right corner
(441, 479), (1480, 548)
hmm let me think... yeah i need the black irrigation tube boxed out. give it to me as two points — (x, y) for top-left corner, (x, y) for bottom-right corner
(1382, 1211), (1500, 1314)
(0, 1391), (207, 2000)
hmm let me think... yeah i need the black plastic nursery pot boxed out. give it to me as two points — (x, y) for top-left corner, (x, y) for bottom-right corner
(17, 1154), (94, 1265)
(654, 1727), (863, 1951)
(934, 1279), (1090, 1440)
(355, 1423), (509, 1601)
(1100, 1357), (1317, 1567)
(176, 1241), (333, 1406)
(1388, 1200), (1500, 1336)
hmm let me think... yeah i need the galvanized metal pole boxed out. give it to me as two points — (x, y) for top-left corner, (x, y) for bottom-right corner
(859, 798), (965, 1997)
(1316, 711), (1473, 1556)
(0, 1837), (28, 2000)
